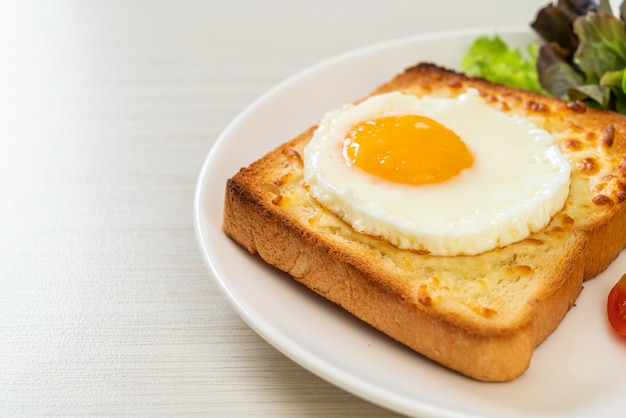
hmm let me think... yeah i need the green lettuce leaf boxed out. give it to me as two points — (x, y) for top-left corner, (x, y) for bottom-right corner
(461, 35), (547, 94)
(573, 12), (626, 83)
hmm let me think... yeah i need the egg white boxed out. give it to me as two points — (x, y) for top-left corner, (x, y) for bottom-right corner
(302, 90), (571, 256)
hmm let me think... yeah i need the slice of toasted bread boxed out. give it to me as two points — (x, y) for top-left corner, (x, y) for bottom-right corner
(222, 63), (626, 382)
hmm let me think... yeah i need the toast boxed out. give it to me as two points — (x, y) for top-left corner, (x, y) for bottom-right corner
(222, 63), (626, 382)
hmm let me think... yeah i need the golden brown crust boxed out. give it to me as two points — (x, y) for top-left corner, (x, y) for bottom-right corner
(222, 63), (626, 382)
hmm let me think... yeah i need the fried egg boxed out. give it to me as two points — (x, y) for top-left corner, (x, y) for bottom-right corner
(302, 90), (571, 256)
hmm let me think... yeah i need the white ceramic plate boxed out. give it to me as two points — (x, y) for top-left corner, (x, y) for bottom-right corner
(194, 27), (626, 418)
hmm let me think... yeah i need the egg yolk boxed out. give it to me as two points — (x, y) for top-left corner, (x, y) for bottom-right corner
(343, 115), (474, 185)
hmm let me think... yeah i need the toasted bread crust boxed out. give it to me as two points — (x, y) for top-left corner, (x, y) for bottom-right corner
(222, 63), (626, 381)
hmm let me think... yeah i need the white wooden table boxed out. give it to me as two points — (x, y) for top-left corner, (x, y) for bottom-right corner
(0, 1), (570, 416)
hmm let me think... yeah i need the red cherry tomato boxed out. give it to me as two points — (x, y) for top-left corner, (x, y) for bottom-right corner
(607, 273), (626, 336)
